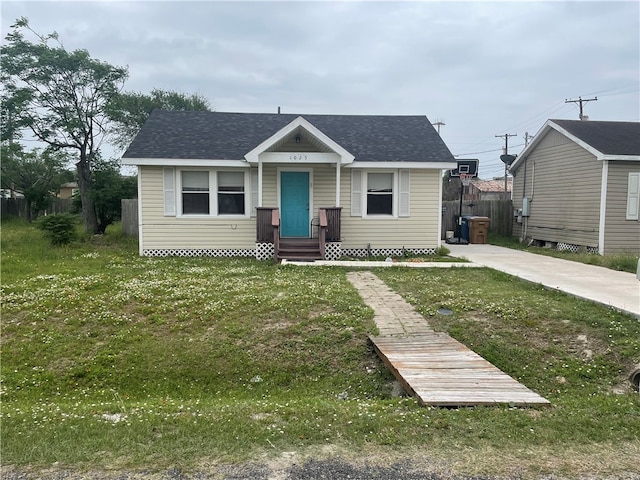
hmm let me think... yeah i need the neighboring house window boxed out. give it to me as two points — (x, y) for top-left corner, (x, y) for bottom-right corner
(367, 172), (393, 215)
(218, 171), (245, 215)
(627, 172), (640, 220)
(182, 171), (210, 214)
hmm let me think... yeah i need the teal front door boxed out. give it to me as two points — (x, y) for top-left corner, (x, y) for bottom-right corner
(281, 172), (310, 237)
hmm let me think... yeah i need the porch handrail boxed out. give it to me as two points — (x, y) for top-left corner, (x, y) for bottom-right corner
(318, 208), (327, 259)
(324, 207), (342, 242)
(271, 208), (280, 263)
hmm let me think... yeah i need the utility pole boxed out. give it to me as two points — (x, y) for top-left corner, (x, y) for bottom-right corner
(432, 120), (445, 135)
(565, 96), (597, 120)
(524, 131), (533, 146)
(496, 133), (517, 195)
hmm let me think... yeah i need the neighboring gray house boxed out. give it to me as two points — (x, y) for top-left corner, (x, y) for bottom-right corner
(510, 119), (640, 254)
(121, 111), (456, 260)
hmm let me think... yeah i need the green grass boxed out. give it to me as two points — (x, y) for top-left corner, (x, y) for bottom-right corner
(2, 219), (639, 477)
(490, 233), (639, 273)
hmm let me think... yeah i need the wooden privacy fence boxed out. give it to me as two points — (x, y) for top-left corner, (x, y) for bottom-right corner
(442, 199), (513, 238)
(1, 197), (73, 219)
(121, 199), (139, 236)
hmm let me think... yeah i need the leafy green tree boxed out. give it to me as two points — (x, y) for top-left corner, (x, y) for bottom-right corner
(107, 88), (211, 149)
(72, 158), (137, 234)
(1, 17), (128, 234)
(0, 147), (68, 221)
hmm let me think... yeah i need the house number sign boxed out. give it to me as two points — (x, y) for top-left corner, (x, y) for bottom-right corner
(289, 154), (308, 161)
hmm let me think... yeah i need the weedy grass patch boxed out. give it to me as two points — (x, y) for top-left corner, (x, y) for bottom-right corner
(1, 220), (639, 477)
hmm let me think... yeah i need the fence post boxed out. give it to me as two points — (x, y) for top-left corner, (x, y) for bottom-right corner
(121, 199), (139, 236)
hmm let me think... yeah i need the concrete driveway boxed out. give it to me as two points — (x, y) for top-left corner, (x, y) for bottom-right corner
(446, 244), (640, 319)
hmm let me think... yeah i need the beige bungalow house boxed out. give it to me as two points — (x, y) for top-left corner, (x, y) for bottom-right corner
(121, 111), (456, 260)
(510, 119), (640, 254)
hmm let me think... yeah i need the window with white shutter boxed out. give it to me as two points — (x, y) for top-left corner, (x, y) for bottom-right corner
(398, 170), (410, 217)
(163, 167), (176, 216)
(250, 168), (258, 217)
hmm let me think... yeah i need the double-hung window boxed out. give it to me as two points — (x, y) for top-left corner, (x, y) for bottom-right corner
(367, 172), (394, 215)
(351, 169), (410, 218)
(176, 170), (247, 216)
(217, 171), (245, 215)
(182, 171), (210, 214)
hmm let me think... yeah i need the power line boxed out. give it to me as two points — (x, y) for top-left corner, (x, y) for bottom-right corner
(454, 143), (525, 156)
(579, 82), (639, 99)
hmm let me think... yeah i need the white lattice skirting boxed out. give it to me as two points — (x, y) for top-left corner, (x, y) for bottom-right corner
(141, 245), (436, 260)
(556, 242), (599, 254)
(342, 247), (437, 257)
(255, 243), (275, 261)
(256, 242), (343, 261)
(324, 242), (342, 261)
(143, 248), (255, 257)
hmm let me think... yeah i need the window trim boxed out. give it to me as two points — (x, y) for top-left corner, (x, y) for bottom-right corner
(351, 169), (411, 219)
(217, 171), (246, 216)
(181, 170), (211, 216)
(365, 171), (396, 217)
(176, 168), (250, 218)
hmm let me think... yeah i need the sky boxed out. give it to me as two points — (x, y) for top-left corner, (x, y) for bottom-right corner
(2, 0), (639, 179)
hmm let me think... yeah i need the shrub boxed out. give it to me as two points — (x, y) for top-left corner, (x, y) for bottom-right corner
(36, 213), (77, 245)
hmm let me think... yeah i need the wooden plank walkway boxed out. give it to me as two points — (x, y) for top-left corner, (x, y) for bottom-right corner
(370, 333), (550, 407)
(346, 271), (550, 407)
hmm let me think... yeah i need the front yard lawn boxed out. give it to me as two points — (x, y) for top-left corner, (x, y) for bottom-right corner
(1, 219), (639, 478)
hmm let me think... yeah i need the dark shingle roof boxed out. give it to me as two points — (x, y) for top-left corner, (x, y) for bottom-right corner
(122, 111), (455, 163)
(551, 119), (640, 156)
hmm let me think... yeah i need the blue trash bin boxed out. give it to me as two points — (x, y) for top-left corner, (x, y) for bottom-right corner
(461, 215), (474, 242)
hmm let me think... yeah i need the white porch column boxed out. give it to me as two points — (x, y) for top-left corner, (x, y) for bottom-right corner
(335, 160), (341, 207)
(258, 158), (263, 207)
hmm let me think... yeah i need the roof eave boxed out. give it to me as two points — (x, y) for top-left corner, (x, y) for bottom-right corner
(121, 158), (250, 167)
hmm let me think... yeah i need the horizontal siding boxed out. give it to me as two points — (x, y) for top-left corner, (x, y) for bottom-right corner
(512, 168), (525, 238)
(313, 165), (339, 208)
(261, 164), (277, 207)
(604, 162), (640, 254)
(515, 130), (602, 247)
(341, 169), (441, 249)
(140, 166), (255, 250)
(140, 165), (442, 251)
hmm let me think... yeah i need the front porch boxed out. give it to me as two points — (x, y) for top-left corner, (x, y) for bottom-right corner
(256, 207), (342, 262)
